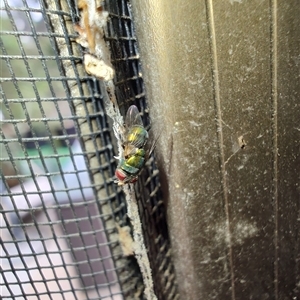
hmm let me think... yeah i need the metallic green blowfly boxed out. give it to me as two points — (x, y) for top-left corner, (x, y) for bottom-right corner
(115, 105), (152, 185)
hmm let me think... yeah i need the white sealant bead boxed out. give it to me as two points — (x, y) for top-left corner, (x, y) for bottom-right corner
(84, 53), (115, 81)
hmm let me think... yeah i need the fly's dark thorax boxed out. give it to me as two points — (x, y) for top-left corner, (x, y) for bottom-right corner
(127, 125), (148, 148)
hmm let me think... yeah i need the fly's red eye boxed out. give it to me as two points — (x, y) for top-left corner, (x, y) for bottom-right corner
(115, 169), (127, 181)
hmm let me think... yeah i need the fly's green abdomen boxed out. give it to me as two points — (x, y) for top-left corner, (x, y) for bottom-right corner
(126, 152), (145, 169)
(121, 163), (140, 175)
(120, 149), (145, 175)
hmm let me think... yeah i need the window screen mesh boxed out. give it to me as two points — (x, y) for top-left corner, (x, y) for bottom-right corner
(0, 0), (179, 299)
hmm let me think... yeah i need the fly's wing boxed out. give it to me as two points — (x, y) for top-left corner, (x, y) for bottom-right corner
(124, 105), (148, 154)
(147, 132), (160, 158)
(125, 105), (144, 128)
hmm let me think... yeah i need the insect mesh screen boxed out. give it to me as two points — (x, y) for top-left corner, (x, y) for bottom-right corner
(0, 0), (179, 299)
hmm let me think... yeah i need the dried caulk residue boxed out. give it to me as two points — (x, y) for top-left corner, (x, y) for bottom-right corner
(74, 3), (157, 299)
(115, 223), (135, 256)
(124, 185), (157, 300)
(74, 0), (122, 130)
(75, 0), (114, 81)
(75, 1), (124, 150)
